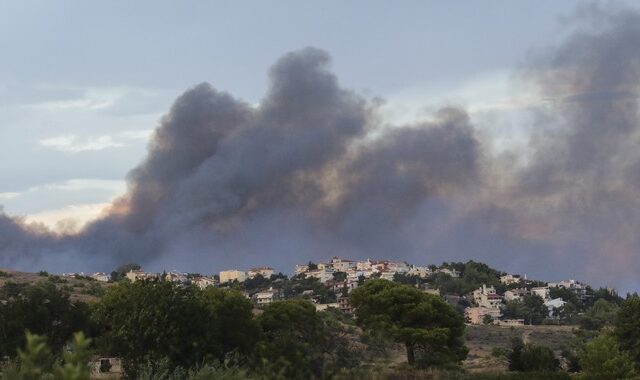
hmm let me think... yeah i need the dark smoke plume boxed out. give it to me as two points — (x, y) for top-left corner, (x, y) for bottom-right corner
(2, 5), (640, 291)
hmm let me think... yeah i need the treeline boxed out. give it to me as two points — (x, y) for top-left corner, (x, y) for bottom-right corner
(394, 260), (625, 327)
(0, 279), (467, 379)
(3, 263), (640, 379)
(493, 298), (640, 380)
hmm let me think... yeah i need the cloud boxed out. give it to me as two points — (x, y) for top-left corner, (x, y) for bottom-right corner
(0, 179), (126, 218)
(34, 179), (126, 193)
(118, 129), (153, 140)
(39, 130), (151, 153)
(39, 135), (124, 152)
(24, 202), (112, 233)
(0, 192), (19, 200)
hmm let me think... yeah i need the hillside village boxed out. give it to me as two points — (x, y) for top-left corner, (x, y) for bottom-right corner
(0, 257), (629, 378)
(60, 256), (614, 328)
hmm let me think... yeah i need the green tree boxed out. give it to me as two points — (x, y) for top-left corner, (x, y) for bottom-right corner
(92, 281), (206, 374)
(1, 332), (92, 380)
(586, 287), (623, 308)
(349, 279), (467, 367)
(576, 332), (637, 380)
(504, 295), (548, 325)
(508, 337), (560, 372)
(392, 272), (421, 286)
(198, 287), (260, 361)
(92, 281), (257, 376)
(14, 333), (55, 380)
(614, 295), (640, 367)
(579, 299), (618, 330)
(557, 302), (578, 324)
(549, 287), (578, 306)
(242, 274), (271, 292)
(332, 271), (347, 282)
(523, 295), (548, 325)
(255, 299), (328, 379)
(0, 282), (90, 358)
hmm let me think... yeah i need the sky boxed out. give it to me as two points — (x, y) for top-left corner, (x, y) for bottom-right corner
(1, 1), (640, 292)
(0, 0), (575, 221)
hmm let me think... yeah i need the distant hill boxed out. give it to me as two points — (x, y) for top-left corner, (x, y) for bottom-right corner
(0, 268), (112, 303)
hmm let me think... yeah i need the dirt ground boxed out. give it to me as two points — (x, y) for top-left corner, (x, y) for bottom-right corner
(463, 324), (578, 372)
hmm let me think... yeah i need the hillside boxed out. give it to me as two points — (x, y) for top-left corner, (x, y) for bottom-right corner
(464, 324), (577, 373)
(0, 268), (112, 303)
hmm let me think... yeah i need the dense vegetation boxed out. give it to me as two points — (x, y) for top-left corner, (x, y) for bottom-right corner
(0, 278), (466, 379)
(2, 263), (640, 379)
(350, 279), (467, 367)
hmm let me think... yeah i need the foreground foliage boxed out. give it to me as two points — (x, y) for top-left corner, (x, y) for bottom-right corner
(350, 279), (467, 367)
(2, 277), (640, 379)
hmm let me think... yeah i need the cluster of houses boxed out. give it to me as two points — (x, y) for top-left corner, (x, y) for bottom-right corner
(62, 258), (591, 325)
(294, 256), (449, 288)
(464, 274), (588, 325)
(214, 257), (451, 311)
(291, 257), (450, 313)
(124, 269), (221, 290)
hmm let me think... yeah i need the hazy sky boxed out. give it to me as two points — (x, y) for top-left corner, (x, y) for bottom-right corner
(2, 1), (640, 290)
(0, 0), (585, 221)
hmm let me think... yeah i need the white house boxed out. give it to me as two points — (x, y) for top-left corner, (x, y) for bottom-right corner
(194, 276), (217, 289)
(356, 259), (373, 271)
(531, 287), (550, 300)
(548, 279), (587, 299)
(407, 266), (431, 278)
(165, 271), (188, 283)
(465, 307), (502, 324)
(473, 285), (502, 309)
(500, 274), (521, 285)
(305, 269), (333, 283)
(544, 298), (567, 317)
(90, 272), (110, 282)
(295, 264), (308, 275)
(436, 268), (460, 278)
(253, 288), (279, 306)
(504, 288), (529, 302)
(246, 267), (274, 279)
(126, 270), (159, 282)
(219, 269), (246, 283)
(329, 257), (355, 272)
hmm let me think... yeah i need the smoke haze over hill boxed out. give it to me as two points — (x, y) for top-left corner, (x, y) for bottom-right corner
(2, 4), (640, 292)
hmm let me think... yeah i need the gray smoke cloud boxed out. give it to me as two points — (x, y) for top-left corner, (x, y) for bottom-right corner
(2, 4), (640, 291)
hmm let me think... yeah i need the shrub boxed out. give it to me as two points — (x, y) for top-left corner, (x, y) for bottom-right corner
(508, 338), (560, 372)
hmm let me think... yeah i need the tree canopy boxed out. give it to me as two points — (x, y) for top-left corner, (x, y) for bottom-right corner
(614, 295), (640, 367)
(92, 281), (258, 376)
(0, 282), (90, 358)
(349, 279), (467, 367)
(577, 331), (637, 380)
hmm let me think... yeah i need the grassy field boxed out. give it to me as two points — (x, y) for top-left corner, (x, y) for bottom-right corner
(463, 324), (577, 373)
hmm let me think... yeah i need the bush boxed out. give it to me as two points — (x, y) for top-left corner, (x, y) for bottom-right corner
(576, 332), (637, 380)
(47, 275), (67, 284)
(491, 347), (510, 358)
(508, 338), (560, 372)
(82, 282), (105, 297)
